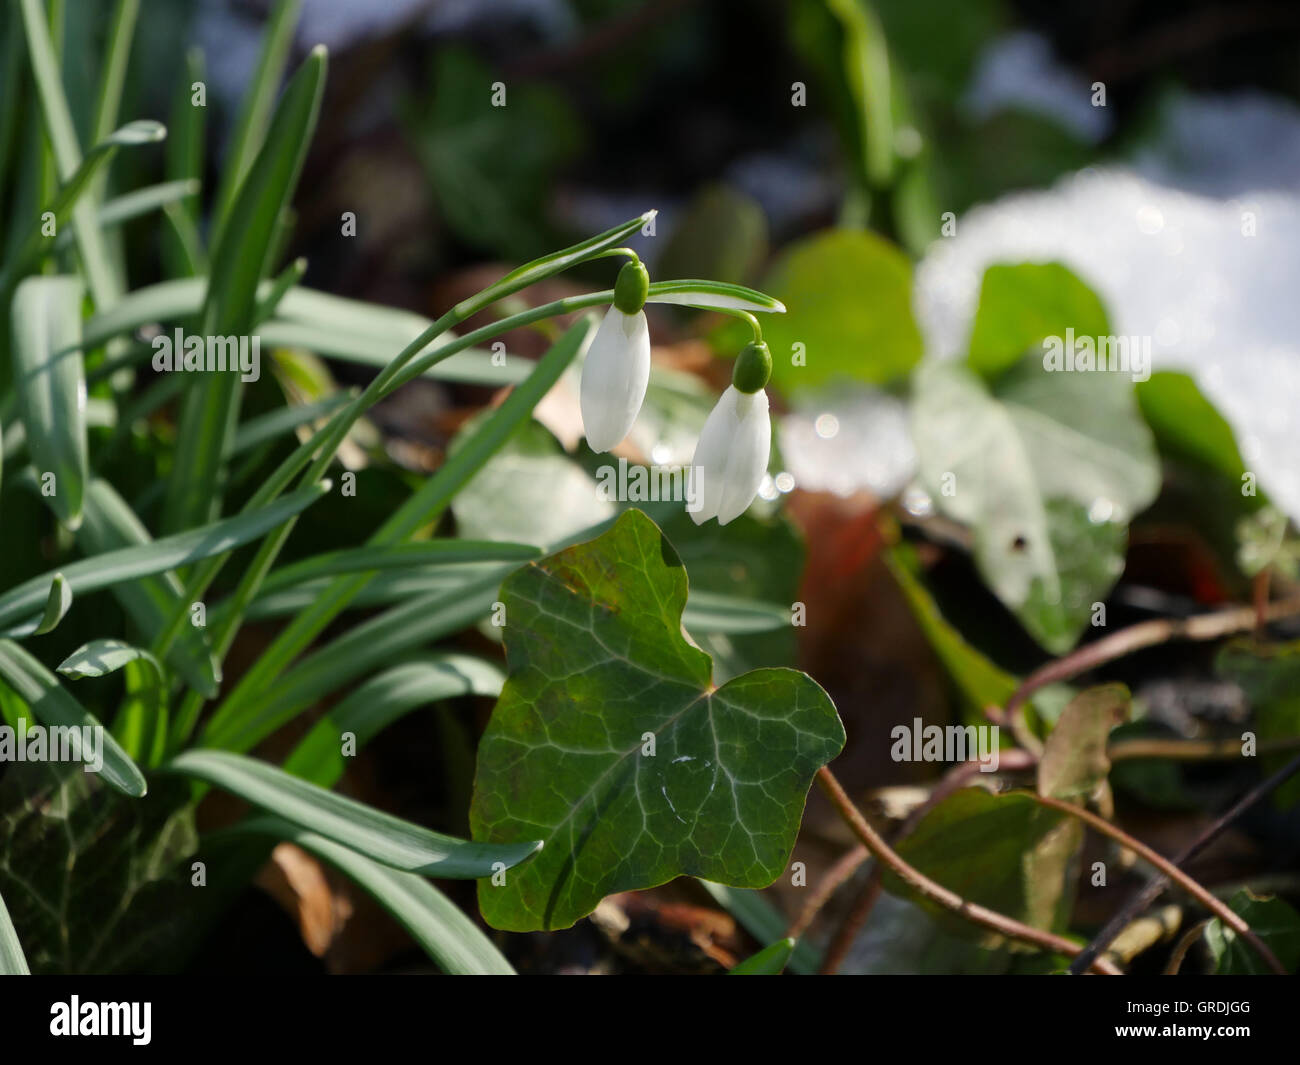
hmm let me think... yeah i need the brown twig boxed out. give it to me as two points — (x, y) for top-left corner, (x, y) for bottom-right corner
(1025, 792), (1286, 974)
(816, 749), (1037, 972)
(785, 844), (868, 943)
(818, 869), (883, 975)
(1068, 750), (1300, 974)
(1108, 735), (1300, 761)
(1002, 595), (1300, 725)
(815, 768), (1123, 975)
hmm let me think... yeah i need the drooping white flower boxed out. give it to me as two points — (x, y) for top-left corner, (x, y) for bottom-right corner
(579, 305), (650, 453)
(690, 385), (771, 526)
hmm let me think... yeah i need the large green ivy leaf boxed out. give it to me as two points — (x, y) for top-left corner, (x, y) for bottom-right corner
(470, 508), (845, 931)
(0, 762), (196, 973)
(912, 356), (1159, 653)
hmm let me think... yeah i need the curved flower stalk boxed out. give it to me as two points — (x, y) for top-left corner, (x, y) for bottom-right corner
(580, 259), (651, 452)
(690, 341), (773, 526)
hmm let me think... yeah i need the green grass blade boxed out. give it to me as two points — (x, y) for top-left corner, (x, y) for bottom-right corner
(210, 0), (302, 235)
(89, 0), (141, 196)
(57, 637), (160, 680)
(164, 749), (540, 877)
(18, 0), (120, 306)
(0, 889), (30, 975)
(77, 480), (222, 698)
(281, 655), (503, 787)
(252, 541), (538, 599)
(203, 567), (508, 754)
(698, 881), (821, 974)
(164, 47), (206, 276)
(0, 639), (146, 797)
(0, 481), (330, 631)
(10, 275), (87, 528)
(729, 937), (796, 974)
(235, 816), (515, 974)
(54, 179), (198, 252)
(209, 317), (592, 731)
(163, 45), (326, 533)
(646, 279), (786, 313)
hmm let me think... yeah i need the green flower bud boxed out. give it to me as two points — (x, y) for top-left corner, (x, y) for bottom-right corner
(731, 340), (772, 394)
(612, 259), (650, 315)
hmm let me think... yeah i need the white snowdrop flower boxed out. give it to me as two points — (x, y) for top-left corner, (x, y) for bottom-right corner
(690, 342), (773, 526)
(580, 260), (651, 453)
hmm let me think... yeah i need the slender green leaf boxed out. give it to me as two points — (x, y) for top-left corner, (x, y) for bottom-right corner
(76, 480), (222, 699)
(0, 889), (30, 975)
(729, 937), (795, 974)
(698, 880), (820, 974)
(0, 640), (145, 797)
(10, 275), (87, 528)
(0, 482), (330, 631)
(18, 0), (121, 305)
(646, 279), (785, 314)
(234, 815), (515, 974)
(164, 45), (326, 533)
(57, 638), (160, 681)
(0, 572), (71, 638)
(281, 655), (504, 788)
(210, 0), (302, 234)
(165, 750), (540, 877)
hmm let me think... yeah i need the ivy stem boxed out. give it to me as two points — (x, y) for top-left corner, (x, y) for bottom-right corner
(814, 767), (1123, 974)
(1000, 593), (1300, 730)
(784, 844), (868, 944)
(1069, 750), (1300, 974)
(1024, 792), (1286, 974)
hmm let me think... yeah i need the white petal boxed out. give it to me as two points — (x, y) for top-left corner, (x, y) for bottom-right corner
(579, 307), (650, 453)
(716, 389), (770, 525)
(688, 387), (770, 525)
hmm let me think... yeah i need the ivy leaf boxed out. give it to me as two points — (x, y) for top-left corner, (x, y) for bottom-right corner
(745, 228), (922, 394)
(470, 508), (845, 931)
(882, 789), (1074, 943)
(912, 356), (1159, 653)
(1216, 640), (1300, 808)
(1204, 890), (1300, 974)
(967, 262), (1110, 380)
(1037, 683), (1129, 802)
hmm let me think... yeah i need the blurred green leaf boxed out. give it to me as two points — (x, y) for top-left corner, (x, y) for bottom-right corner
(657, 186), (768, 286)
(885, 544), (1018, 714)
(1204, 890), (1300, 974)
(10, 275), (87, 528)
(471, 509), (845, 931)
(412, 48), (581, 257)
(165, 749), (540, 878)
(0, 572), (72, 638)
(1037, 684), (1128, 801)
(884, 788), (1073, 943)
(967, 262), (1110, 380)
(912, 356), (1159, 653)
(1217, 640), (1300, 808)
(751, 229), (922, 393)
(57, 638), (159, 681)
